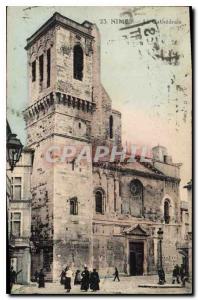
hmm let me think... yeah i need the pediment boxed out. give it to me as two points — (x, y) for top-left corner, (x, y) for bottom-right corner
(123, 224), (149, 236)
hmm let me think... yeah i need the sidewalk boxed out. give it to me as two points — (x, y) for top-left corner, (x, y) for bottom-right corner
(11, 275), (192, 295)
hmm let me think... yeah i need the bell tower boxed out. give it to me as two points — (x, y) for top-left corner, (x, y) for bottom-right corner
(24, 12), (98, 281)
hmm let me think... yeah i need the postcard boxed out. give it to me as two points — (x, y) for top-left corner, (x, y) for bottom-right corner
(6, 6), (192, 295)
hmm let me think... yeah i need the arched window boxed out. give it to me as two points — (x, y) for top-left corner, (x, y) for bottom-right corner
(109, 115), (113, 139)
(95, 190), (103, 214)
(73, 45), (83, 81)
(70, 197), (78, 215)
(164, 200), (170, 224)
(130, 179), (144, 217)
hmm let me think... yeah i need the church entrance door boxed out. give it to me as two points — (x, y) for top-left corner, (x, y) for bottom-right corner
(129, 242), (144, 276)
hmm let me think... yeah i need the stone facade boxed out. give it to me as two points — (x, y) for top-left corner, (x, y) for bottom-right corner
(23, 12), (185, 281)
(92, 161), (182, 276)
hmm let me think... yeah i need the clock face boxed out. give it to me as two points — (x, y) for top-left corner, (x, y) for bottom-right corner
(130, 181), (142, 196)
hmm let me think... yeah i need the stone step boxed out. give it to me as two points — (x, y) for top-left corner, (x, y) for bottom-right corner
(138, 284), (183, 288)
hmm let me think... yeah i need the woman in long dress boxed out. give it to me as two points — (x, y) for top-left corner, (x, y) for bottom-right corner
(81, 267), (90, 291)
(90, 269), (100, 291)
(74, 270), (81, 285)
(64, 267), (73, 293)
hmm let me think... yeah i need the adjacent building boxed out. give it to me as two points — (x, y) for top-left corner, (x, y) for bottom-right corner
(183, 180), (192, 278)
(7, 149), (33, 284)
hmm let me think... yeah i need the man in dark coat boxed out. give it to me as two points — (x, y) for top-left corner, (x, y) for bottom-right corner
(158, 268), (166, 285)
(81, 266), (90, 291)
(180, 264), (185, 281)
(90, 269), (100, 291)
(38, 269), (45, 288)
(180, 264), (188, 287)
(172, 266), (177, 283)
(34, 270), (39, 282)
(10, 266), (22, 292)
(172, 265), (180, 284)
(10, 266), (17, 292)
(113, 267), (120, 281)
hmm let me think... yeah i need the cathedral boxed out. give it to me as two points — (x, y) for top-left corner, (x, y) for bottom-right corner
(22, 12), (184, 281)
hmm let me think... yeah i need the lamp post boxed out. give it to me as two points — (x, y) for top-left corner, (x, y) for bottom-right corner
(157, 227), (165, 285)
(7, 133), (23, 171)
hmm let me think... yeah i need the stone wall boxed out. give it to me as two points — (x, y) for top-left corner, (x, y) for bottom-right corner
(92, 165), (182, 275)
(30, 137), (55, 280)
(93, 167), (121, 217)
(93, 235), (126, 276)
(26, 113), (55, 147)
(153, 160), (180, 178)
(92, 221), (182, 275)
(27, 27), (57, 104)
(56, 26), (93, 101)
(52, 135), (93, 281)
(93, 166), (180, 223)
(54, 103), (92, 142)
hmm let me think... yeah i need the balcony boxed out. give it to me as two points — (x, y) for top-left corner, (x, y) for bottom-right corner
(9, 235), (30, 248)
(10, 197), (31, 203)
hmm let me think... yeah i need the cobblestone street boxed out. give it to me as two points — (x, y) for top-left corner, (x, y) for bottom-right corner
(12, 275), (192, 295)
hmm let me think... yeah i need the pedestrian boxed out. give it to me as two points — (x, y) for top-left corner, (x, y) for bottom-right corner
(34, 270), (39, 282)
(10, 266), (22, 292)
(158, 269), (166, 285)
(113, 267), (120, 281)
(38, 269), (45, 288)
(175, 264), (180, 283)
(81, 266), (90, 291)
(74, 270), (81, 285)
(90, 268), (100, 292)
(158, 268), (166, 285)
(172, 265), (180, 284)
(60, 269), (66, 285)
(64, 267), (73, 293)
(180, 264), (188, 287)
(10, 266), (17, 292)
(180, 264), (185, 282)
(176, 265), (180, 283)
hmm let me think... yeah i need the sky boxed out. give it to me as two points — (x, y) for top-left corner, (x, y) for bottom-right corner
(7, 6), (192, 199)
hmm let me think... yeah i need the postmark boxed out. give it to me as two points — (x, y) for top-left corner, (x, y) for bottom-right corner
(120, 19), (159, 42)
(119, 18), (180, 66)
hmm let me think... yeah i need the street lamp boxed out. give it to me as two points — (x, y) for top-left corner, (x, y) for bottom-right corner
(7, 133), (23, 171)
(157, 227), (165, 285)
